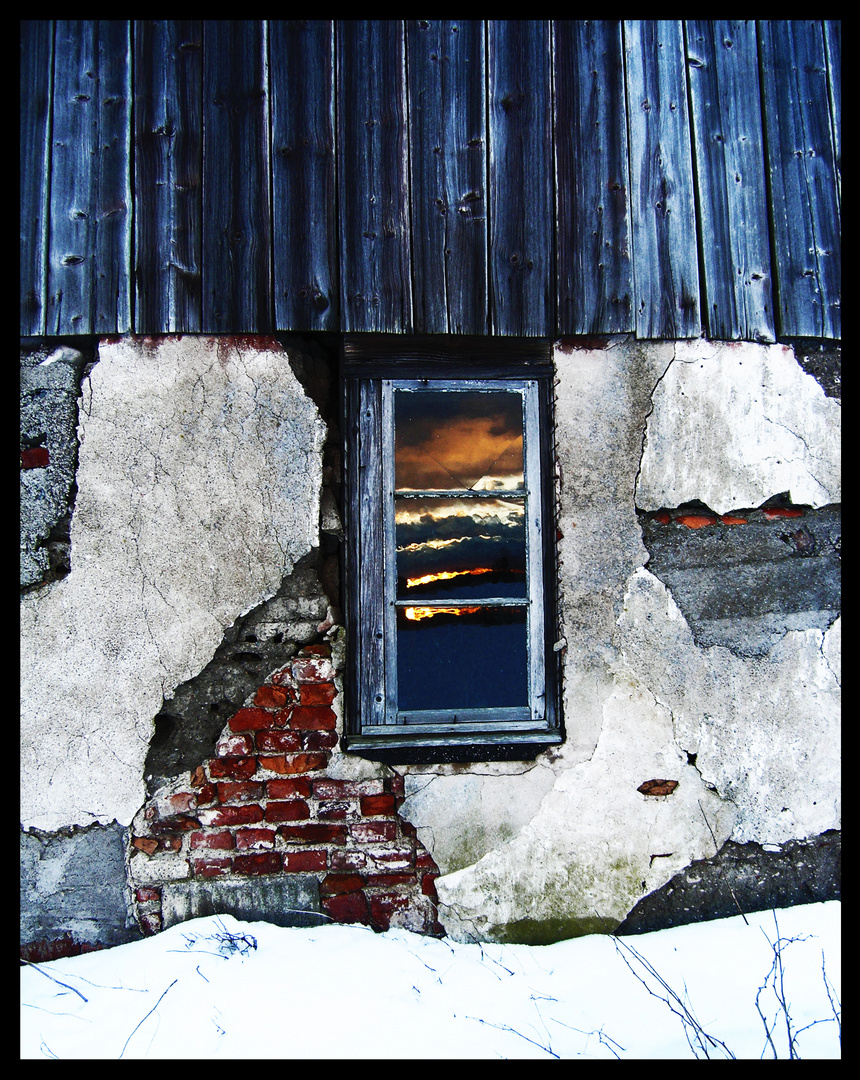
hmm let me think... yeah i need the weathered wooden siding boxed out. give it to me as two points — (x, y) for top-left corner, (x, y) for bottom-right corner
(20, 19), (841, 340)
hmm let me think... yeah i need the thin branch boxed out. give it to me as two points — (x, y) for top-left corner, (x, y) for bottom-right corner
(118, 979), (177, 1059)
(21, 960), (88, 1002)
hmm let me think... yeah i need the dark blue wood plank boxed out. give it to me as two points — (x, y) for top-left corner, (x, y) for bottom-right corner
(406, 19), (487, 335)
(759, 21), (840, 339)
(337, 20), (412, 334)
(686, 20), (774, 342)
(554, 19), (633, 335)
(824, 20), (840, 212)
(202, 20), (272, 334)
(20, 21), (54, 337)
(487, 20), (554, 337)
(270, 20), (338, 332)
(47, 20), (132, 336)
(134, 20), (203, 333)
(625, 20), (700, 339)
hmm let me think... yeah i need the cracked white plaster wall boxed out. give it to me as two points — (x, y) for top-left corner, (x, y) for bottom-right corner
(615, 568), (841, 846)
(436, 673), (735, 942)
(21, 336), (326, 832)
(636, 340), (841, 514)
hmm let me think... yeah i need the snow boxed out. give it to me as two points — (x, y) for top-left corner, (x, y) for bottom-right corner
(21, 900), (840, 1059)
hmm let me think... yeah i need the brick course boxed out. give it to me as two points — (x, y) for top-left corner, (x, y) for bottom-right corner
(129, 643), (444, 937)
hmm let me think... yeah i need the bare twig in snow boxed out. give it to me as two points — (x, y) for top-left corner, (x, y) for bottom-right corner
(118, 979), (177, 1059)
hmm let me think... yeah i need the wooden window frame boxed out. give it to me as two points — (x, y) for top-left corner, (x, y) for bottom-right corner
(341, 336), (562, 763)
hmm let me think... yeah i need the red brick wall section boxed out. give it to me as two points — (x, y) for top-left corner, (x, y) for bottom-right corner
(130, 644), (444, 938)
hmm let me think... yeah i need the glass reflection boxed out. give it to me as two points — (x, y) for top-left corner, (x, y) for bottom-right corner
(396, 607), (528, 712)
(394, 390), (524, 492)
(396, 497), (526, 600)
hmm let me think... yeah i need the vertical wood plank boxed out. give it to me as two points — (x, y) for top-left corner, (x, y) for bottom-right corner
(406, 19), (488, 335)
(686, 20), (774, 342)
(823, 20), (840, 211)
(337, 20), (412, 334)
(554, 19), (633, 335)
(759, 21), (840, 339)
(20, 21), (54, 337)
(202, 20), (272, 333)
(270, 20), (338, 332)
(133, 20), (203, 334)
(487, 20), (554, 337)
(47, 20), (132, 336)
(624, 20), (700, 339)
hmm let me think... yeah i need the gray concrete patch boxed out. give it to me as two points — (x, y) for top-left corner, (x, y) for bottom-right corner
(161, 876), (324, 930)
(20, 342), (90, 589)
(20, 822), (141, 956)
(616, 830), (840, 935)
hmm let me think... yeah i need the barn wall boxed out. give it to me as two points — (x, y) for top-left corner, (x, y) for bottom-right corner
(20, 333), (839, 955)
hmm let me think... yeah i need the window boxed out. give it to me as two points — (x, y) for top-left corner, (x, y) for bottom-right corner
(342, 337), (561, 761)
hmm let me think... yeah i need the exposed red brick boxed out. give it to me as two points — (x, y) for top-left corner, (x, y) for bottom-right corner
(360, 793), (396, 816)
(232, 852), (283, 876)
(256, 729), (302, 754)
(266, 776), (313, 799)
(216, 734), (253, 757)
(421, 872), (439, 897)
(416, 851), (437, 869)
(290, 705), (336, 731)
(351, 821), (397, 843)
(132, 837), (158, 855)
(254, 685), (291, 708)
(313, 779), (385, 799)
(330, 849), (368, 871)
(322, 891), (370, 925)
(762, 506), (804, 519)
(676, 514), (718, 529)
(320, 873), (366, 896)
(198, 804), (264, 827)
(363, 873), (416, 887)
(235, 828), (277, 850)
(300, 643), (331, 657)
(150, 814), (199, 834)
(196, 783), (218, 806)
(299, 682), (336, 706)
(190, 765), (207, 787)
(368, 893), (411, 930)
(279, 823), (348, 844)
(270, 665), (298, 688)
(399, 819), (417, 838)
(216, 780), (265, 804)
(284, 849), (328, 872)
(264, 800), (311, 823)
(317, 799), (350, 820)
(135, 887), (161, 903)
(259, 753), (328, 775)
(139, 912), (162, 935)
(21, 446), (50, 469)
(292, 657), (335, 684)
(208, 756), (256, 780)
(158, 836), (182, 852)
(303, 730), (339, 752)
(653, 510), (672, 524)
(387, 774), (405, 797)
(192, 858), (232, 878)
(229, 707), (273, 732)
(163, 792), (197, 814)
(720, 514), (748, 525)
(191, 830), (234, 850)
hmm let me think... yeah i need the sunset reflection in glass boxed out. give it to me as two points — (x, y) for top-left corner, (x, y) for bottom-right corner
(393, 387), (530, 713)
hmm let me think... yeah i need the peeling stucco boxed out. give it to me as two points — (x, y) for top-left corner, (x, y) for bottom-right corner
(636, 341), (841, 515)
(21, 337), (326, 831)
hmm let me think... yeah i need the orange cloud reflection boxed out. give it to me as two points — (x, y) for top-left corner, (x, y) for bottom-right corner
(404, 606), (482, 621)
(405, 568), (494, 589)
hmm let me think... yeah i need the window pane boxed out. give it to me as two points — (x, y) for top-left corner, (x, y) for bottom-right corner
(396, 607), (528, 712)
(395, 496), (526, 600)
(394, 389), (524, 491)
